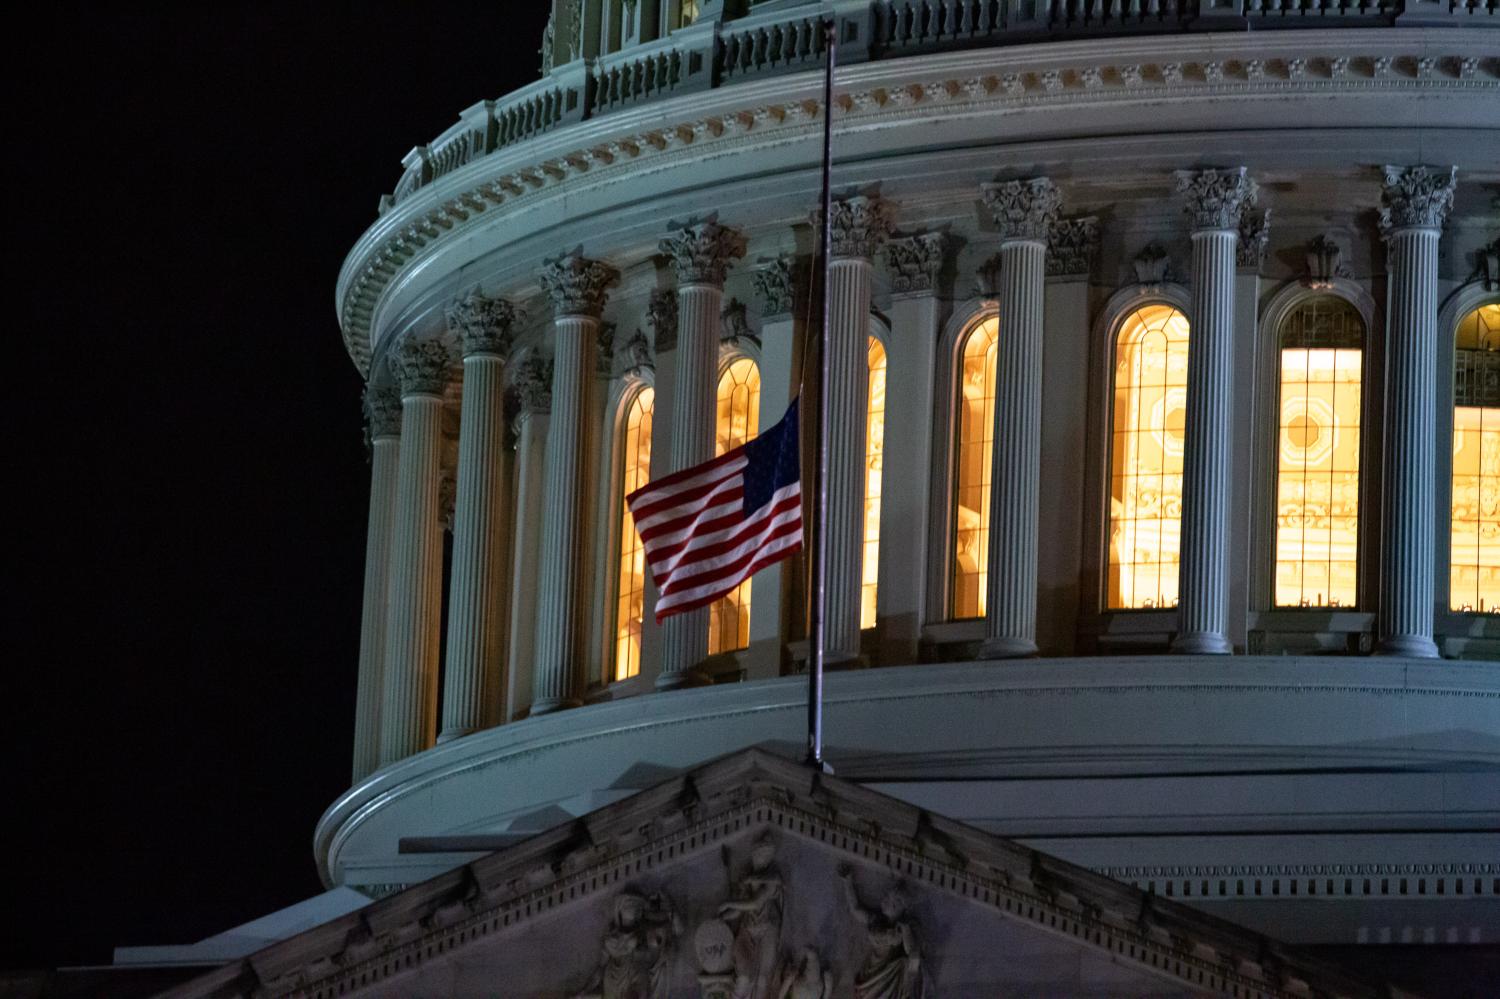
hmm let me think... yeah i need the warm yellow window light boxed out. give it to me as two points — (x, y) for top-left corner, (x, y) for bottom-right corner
(613, 387), (654, 682)
(680, 0), (700, 26)
(1273, 297), (1365, 608)
(953, 316), (999, 619)
(709, 357), (761, 654)
(1451, 302), (1500, 613)
(1107, 304), (1190, 610)
(862, 336), (887, 630)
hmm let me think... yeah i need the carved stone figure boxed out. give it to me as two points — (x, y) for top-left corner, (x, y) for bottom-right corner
(578, 889), (683, 999)
(840, 866), (923, 999)
(885, 232), (945, 294)
(717, 836), (785, 999)
(776, 948), (833, 999)
(1046, 216), (1100, 278)
(1306, 234), (1351, 289)
(720, 298), (758, 351)
(648, 288), (679, 353)
(621, 328), (654, 376)
(1132, 243), (1172, 286)
(754, 257), (797, 317)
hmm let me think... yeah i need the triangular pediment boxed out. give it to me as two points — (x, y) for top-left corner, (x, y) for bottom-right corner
(167, 748), (1413, 999)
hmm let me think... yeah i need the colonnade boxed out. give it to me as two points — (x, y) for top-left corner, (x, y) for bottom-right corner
(350, 165), (1459, 780)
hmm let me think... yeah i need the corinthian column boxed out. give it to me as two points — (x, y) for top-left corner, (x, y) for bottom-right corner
(978, 179), (1060, 658)
(822, 194), (892, 663)
(1172, 168), (1255, 655)
(656, 218), (745, 689)
(1378, 165), (1456, 658)
(532, 252), (617, 714)
(352, 386), (401, 781)
(379, 336), (454, 766)
(438, 291), (523, 742)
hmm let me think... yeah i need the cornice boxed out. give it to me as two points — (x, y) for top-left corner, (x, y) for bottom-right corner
(336, 30), (1500, 374)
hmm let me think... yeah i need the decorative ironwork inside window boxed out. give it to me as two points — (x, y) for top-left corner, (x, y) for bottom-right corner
(862, 336), (887, 630)
(1107, 304), (1190, 610)
(709, 357), (760, 653)
(1451, 302), (1500, 613)
(613, 386), (654, 681)
(952, 316), (999, 619)
(1274, 296), (1365, 609)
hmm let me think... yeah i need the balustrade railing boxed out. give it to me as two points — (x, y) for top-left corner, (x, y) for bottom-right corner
(383, 0), (1492, 209)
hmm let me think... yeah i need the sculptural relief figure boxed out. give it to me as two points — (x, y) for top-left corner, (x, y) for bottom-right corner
(578, 889), (682, 999)
(839, 866), (923, 999)
(717, 836), (785, 999)
(776, 947), (833, 999)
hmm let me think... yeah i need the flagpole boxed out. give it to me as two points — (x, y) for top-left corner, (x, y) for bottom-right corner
(806, 15), (836, 772)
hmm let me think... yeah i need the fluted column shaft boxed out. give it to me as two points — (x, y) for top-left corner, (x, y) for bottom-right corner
(352, 390), (400, 781)
(1376, 165), (1455, 656)
(439, 349), (508, 741)
(825, 256), (875, 661)
(657, 281), (724, 687)
(379, 340), (451, 765)
(981, 238), (1046, 657)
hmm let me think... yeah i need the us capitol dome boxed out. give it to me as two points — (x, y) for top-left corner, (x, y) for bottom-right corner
(161, 1), (1500, 996)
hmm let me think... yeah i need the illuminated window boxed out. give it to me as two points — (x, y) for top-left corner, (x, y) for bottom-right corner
(708, 357), (761, 653)
(1273, 297), (1365, 608)
(952, 316), (998, 619)
(1451, 302), (1500, 613)
(862, 336), (887, 629)
(1107, 304), (1190, 609)
(613, 387), (654, 681)
(680, 0), (700, 26)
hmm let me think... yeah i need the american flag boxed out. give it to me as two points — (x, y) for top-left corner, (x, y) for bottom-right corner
(628, 400), (803, 622)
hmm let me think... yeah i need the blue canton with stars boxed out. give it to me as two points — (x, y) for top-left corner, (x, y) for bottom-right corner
(741, 399), (801, 514)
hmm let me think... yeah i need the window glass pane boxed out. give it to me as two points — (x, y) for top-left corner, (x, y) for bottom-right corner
(613, 387), (654, 681)
(1451, 302), (1500, 613)
(862, 337), (887, 630)
(952, 317), (999, 619)
(1107, 304), (1190, 609)
(708, 358), (761, 653)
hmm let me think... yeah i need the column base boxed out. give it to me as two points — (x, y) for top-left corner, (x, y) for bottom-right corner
(655, 668), (711, 692)
(528, 697), (582, 716)
(979, 636), (1038, 660)
(1376, 634), (1440, 659)
(1171, 631), (1233, 655)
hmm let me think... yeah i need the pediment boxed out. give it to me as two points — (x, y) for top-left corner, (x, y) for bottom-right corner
(169, 749), (1411, 999)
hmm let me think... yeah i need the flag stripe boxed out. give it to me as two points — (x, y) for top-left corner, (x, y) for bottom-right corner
(651, 486), (802, 581)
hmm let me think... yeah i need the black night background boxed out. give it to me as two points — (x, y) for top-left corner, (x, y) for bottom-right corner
(6, 3), (552, 972)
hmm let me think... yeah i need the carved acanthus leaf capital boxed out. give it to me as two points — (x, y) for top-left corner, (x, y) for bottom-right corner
(659, 217), (746, 287)
(648, 288), (679, 353)
(363, 384), (403, 438)
(539, 250), (618, 318)
(981, 177), (1062, 243)
(821, 194), (894, 260)
(1379, 165), (1457, 233)
(1237, 206), (1271, 271)
(1174, 167), (1256, 232)
(513, 356), (554, 416)
(388, 335), (456, 396)
(885, 232), (946, 294)
(754, 257), (797, 317)
(446, 288), (524, 357)
(1047, 217), (1100, 277)
(720, 298), (759, 351)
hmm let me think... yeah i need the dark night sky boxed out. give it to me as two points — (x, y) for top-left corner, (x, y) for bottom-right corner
(6, 3), (551, 970)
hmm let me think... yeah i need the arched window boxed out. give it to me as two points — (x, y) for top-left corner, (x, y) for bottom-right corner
(1107, 304), (1190, 610)
(708, 357), (760, 653)
(1451, 301), (1500, 613)
(1273, 296), (1365, 608)
(863, 336), (888, 629)
(612, 386), (655, 681)
(952, 316), (999, 619)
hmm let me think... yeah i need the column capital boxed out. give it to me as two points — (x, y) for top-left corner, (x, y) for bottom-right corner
(388, 336), (456, 396)
(446, 288), (525, 358)
(648, 288), (679, 353)
(1046, 216), (1100, 278)
(1174, 167), (1256, 232)
(513, 356), (554, 416)
(539, 250), (618, 318)
(981, 177), (1061, 243)
(753, 257), (797, 317)
(885, 232), (946, 294)
(822, 194), (893, 260)
(659, 217), (746, 287)
(1380, 165), (1457, 233)
(363, 384), (403, 438)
